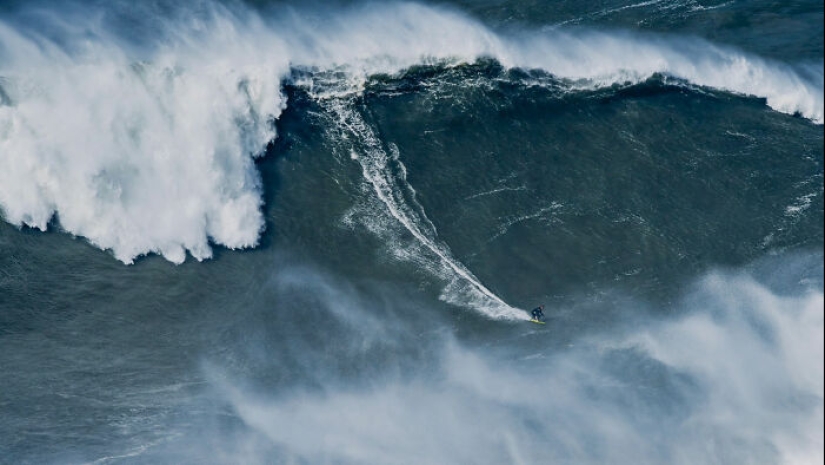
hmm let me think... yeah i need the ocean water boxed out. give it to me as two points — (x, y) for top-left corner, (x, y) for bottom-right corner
(0, 1), (822, 463)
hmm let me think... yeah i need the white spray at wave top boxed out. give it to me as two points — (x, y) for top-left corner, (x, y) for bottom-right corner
(0, 7), (290, 263)
(0, 2), (822, 264)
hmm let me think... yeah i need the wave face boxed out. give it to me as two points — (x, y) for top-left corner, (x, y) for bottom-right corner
(0, 1), (822, 265)
(0, 1), (822, 464)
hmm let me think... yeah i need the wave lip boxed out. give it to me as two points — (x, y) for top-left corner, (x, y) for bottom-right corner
(498, 29), (824, 123)
(275, 3), (824, 123)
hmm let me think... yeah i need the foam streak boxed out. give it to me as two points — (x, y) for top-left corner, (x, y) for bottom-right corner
(318, 95), (523, 319)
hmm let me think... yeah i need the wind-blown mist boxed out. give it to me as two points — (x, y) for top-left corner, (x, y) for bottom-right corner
(167, 263), (821, 465)
(0, 1), (821, 265)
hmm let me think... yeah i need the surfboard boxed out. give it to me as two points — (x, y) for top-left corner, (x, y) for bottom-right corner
(529, 319), (545, 325)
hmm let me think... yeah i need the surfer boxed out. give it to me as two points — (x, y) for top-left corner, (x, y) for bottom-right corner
(531, 305), (545, 322)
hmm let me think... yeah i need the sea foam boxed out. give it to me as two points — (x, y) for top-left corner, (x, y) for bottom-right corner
(210, 265), (823, 465)
(0, 2), (821, 264)
(0, 7), (289, 263)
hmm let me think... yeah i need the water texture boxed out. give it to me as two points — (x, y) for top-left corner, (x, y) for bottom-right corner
(0, 1), (822, 463)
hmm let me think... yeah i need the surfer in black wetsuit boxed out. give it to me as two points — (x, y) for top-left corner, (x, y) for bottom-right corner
(531, 305), (545, 321)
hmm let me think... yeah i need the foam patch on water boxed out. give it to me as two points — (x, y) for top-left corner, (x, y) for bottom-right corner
(0, 1), (821, 264)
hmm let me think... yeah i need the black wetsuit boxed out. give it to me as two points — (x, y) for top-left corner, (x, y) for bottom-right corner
(531, 307), (544, 321)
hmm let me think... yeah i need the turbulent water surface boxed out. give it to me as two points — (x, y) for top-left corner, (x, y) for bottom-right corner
(0, 0), (822, 463)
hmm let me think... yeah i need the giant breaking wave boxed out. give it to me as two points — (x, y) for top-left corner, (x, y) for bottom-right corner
(0, 1), (822, 264)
